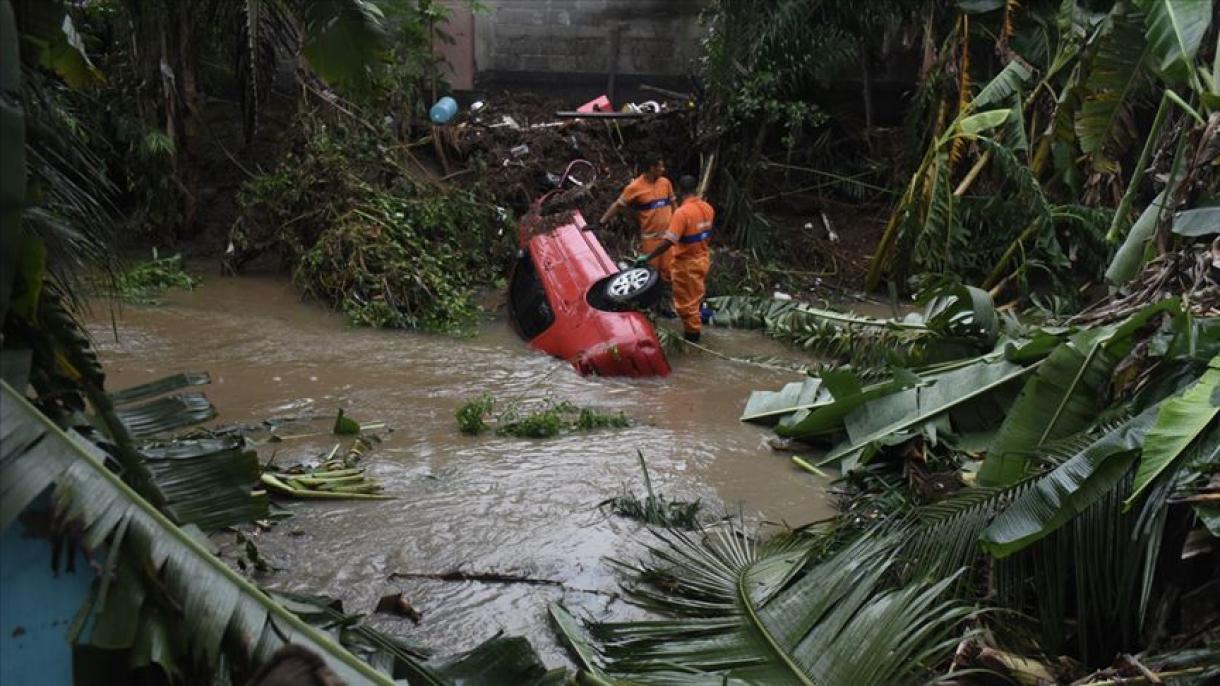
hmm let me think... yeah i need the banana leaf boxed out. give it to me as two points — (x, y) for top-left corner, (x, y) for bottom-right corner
(1075, 3), (1151, 162)
(740, 377), (824, 424)
(1171, 207), (1220, 237)
(1105, 191), (1166, 285)
(115, 392), (216, 438)
(551, 528), (971, 684)
(774, 370), (916, 441)
(142, 438), (268, 531)
(921, 284), (999, 344)
(108, 372), (210, 406)
(0, 380), (394, 684)
(972, 59), (1034, 110)
(980, 300), (1179, 486)
(1126, 356), (1220, 507)
(981, 406), (1159, 558)
(1140, 0), (1214, 84)
(818, 357), (1034, 467)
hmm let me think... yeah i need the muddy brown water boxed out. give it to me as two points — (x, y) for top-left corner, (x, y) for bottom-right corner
(88, 274), (835, 667)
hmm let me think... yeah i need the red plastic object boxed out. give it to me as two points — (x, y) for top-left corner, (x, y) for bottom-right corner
(577, 94), (612, 113)
(508, 174), (670, 377)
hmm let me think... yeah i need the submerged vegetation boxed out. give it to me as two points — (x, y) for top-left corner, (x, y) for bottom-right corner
(456, 393), (631, 438)
(603, 450), (705, 530)
(114, 253), (199, 304)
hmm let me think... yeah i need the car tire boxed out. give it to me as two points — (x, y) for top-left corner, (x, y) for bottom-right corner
(602, 267), (662, 308)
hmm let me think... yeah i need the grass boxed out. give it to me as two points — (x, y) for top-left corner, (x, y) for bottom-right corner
(455, 396), (630, 438)
(117, 253), (199, 304)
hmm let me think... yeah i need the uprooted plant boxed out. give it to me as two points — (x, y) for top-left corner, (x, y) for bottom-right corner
(455, 393), (631, 438)
(707, 281), (1003, 375)
(228, 111), (512, 335)
(114, 252), (200, 304)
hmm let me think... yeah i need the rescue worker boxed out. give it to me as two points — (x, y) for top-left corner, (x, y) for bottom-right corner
(592, 152), (676, 283)
(634, 174), (713, 342)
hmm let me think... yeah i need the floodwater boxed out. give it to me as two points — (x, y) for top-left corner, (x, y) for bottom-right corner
(88, 274), (834, 667)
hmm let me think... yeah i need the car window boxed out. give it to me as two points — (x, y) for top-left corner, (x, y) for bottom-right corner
(509, 252), (555, 340)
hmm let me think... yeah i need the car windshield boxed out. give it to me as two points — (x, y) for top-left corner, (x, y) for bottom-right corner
(509, 252), (555, 340)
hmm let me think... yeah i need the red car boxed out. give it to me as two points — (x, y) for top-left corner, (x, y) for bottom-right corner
(507, 162), (671, 377)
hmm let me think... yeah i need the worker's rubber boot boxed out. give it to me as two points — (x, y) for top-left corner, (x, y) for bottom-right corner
(683, 331), (701, 343)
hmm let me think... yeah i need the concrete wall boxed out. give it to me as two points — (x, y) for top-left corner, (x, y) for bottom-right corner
(474, 0), (708, 81)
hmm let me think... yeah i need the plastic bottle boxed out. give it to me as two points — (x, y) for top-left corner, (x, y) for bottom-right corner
(429, 96), (458, 124)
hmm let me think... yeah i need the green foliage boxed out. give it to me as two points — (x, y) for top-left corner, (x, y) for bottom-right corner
(1, 381), (394, 684)
(232, 114), (508, 335)
(737, 295), (1220, 671)
(574, 407), (632, 431)
(456, 394), (630, 439)
(554, 527), (972, 684)
(456, 393), (494, 435)
(709, 283), (1000, 373)
(115, 253), (199, 304)
(607, 492), (703, 530)
(605, 451), (704, 530)
(868, 0), (1217, 298)
(497, 401), (629, 439)
(698, 0), (916, 258)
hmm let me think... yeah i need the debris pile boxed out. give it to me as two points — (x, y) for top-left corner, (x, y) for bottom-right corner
(441, 93), (697, 255)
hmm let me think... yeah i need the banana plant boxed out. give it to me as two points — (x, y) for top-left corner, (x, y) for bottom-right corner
(0, 381), (394, 685)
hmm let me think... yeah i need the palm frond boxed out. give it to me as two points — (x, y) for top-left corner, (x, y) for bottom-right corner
(108, 372), (211, 406)
(994, 470), (1177, 666)
(903, 481), (1035, 582)
(554, 526), (973, 684)
(981, 405), (1159, 558)
(115, 392), (217, 438)
(298, 0), (387, 87)
(142, 437), (268, 532)
(237, 0), (298, 142)
(22, 75), (118, 310)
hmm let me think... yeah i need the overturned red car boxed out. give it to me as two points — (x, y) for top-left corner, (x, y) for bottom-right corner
(507, 161), (671, 377)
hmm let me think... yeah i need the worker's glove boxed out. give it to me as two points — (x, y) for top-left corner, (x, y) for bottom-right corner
(631, 254), (651, 268)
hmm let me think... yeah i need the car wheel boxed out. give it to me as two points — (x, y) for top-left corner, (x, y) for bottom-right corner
(603, 267), (662, 307)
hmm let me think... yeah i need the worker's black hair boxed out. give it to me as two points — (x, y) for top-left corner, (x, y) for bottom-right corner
(677, 174), (698, 195)
(638, 151), (665, 171)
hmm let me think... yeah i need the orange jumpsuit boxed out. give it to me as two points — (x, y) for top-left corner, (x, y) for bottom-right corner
(662, 197), (714, 335)
(616, 175), (675, 282)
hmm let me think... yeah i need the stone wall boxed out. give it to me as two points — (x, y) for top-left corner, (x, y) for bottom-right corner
(474, 0), (708, 79)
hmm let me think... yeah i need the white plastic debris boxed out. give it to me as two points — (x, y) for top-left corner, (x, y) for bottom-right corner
(822, 211), (839, 243)
(489, 115), (520, 130)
